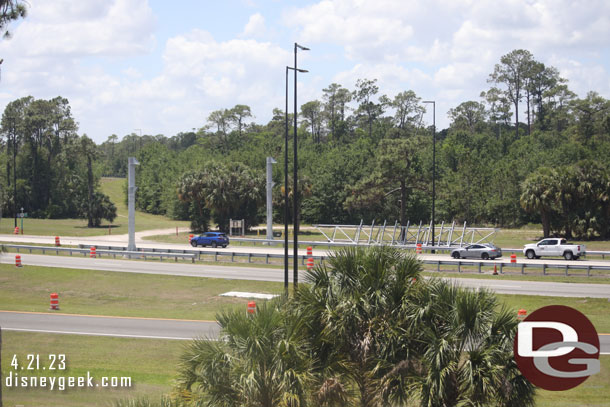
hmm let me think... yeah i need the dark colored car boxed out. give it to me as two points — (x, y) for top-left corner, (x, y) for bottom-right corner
(190, 232), (229, 248)
(451, 243), (502, 260)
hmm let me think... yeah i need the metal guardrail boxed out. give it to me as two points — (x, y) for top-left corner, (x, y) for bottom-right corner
(4, 244), (610, 277)
(77, 242), (610, 275)
(200, 251), (327, 265)
(421, 259), (610, 277)
(4, 245), (196, 262)
(78, 244), (326, 265)
(230, 238), (610, 259)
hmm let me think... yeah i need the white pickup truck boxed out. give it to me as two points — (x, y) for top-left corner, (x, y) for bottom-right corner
(523, 238), (586, 260)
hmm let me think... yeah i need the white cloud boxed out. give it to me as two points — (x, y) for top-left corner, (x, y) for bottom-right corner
(1, 0), (609, 141)
(241, 13), (266, 38)
(285, 0), (417, 62)
(74, 31), (293, 140)
(285, 0), (610, 128)
(550, 57), (610, 98)
(1, 0), (156, 58)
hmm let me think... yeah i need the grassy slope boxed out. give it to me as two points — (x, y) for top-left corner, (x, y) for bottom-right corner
(1, 331), (181, 407)
(3, 331), (607, 407)
(0, 177), (189, 236)
(1, 263), (608, 329)
(535, 356), (610, 407)
(0, 263), (284, 320)
(1, 263), (609, 405)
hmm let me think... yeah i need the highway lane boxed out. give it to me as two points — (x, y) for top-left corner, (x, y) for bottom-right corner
(0, 311), (220, 340)
(2, 253), (610, 298)
(1, 311), (609, 354)
(2, 234), (610, 268)
(0, 252), (292, 282)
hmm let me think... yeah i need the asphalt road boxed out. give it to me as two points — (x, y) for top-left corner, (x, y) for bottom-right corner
(2, 233), (610, 268)
(1, 311), (608, 354)
(3, 253), (610, 298)
(0, 311), (220, 340)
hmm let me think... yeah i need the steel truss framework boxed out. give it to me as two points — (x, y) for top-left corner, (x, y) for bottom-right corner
(313, 220), (498, 247)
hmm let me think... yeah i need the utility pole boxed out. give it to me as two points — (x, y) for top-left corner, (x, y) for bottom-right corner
(127, 157), (139, 251)
(0, 326), (3, 407)
(266, 157), (276, 242)
(293, 42), (309, 290)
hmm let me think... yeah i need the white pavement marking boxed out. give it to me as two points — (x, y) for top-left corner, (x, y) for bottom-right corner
(475, 284), (522, 289)
(220, 291), (279, 299)
(2, 327), (192, 340)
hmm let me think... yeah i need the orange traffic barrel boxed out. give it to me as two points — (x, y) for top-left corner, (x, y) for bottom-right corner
(517, 309), (527, 320)
(189, 234), (194, 242)
(510, 253), (517, 263)
(50, 293), (59, 310)
(55, 236), (61, 246)
(247, 301), (256, 314)
(90, 246), (97, 258)
(416, 243), (422, 254)
(13, 226), (19, 234)
(307, 257), (314, 270)
(307, 246), (313, 257)
(15, 254), (22, 267)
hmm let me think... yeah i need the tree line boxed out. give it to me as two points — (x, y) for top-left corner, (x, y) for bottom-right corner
(102, 49), (607, 238)
(0, 96), (116, 226)
(1, 49), (609, 237)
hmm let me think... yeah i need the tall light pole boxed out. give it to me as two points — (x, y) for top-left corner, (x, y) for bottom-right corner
(293, 42), (309, 291)
(423, 100), (436, 253)
(266, 156), (276, 243)
(285, 65), (308, 295)
(127, 157), (139, 252)
(9, 117), (16, 228)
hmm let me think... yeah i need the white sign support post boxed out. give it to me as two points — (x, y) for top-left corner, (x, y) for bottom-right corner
(127, 157), (139, 251)
(266, 157), (276, 242)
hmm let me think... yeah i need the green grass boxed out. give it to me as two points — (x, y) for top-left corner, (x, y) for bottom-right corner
(0, 177), (189, 237)
(534, 356), (610, 406)
(497, 294), (610, 332)
(1, 331), (181, 407)
(0, 263), (284, 320)
(2, 332), (608, 407)
(405, 354), (610, 407)
(2, 333), (609, 407)
(1, 262), (609, 329)
(1, 262), (610, 405)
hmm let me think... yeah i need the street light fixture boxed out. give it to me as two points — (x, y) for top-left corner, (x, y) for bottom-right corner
(422, 100), (436, 253)
(285, 65), (308, 295)
(292, 42), (309, 291)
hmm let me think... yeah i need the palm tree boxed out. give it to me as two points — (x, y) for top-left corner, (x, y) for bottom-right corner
(405, 279), (535, 407)
(173, 247), (534, 406)
(296, 246), (423, 406)
(177, 170), (211, 232)
(520, 167), (556, 237)
(297, 246), (534, 407)
(175, 298), (315, 407)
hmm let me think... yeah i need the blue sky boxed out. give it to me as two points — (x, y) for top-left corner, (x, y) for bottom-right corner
(1, 0), (609, 143)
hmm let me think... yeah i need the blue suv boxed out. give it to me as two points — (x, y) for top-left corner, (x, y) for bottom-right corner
(190, 232), (230, 248)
